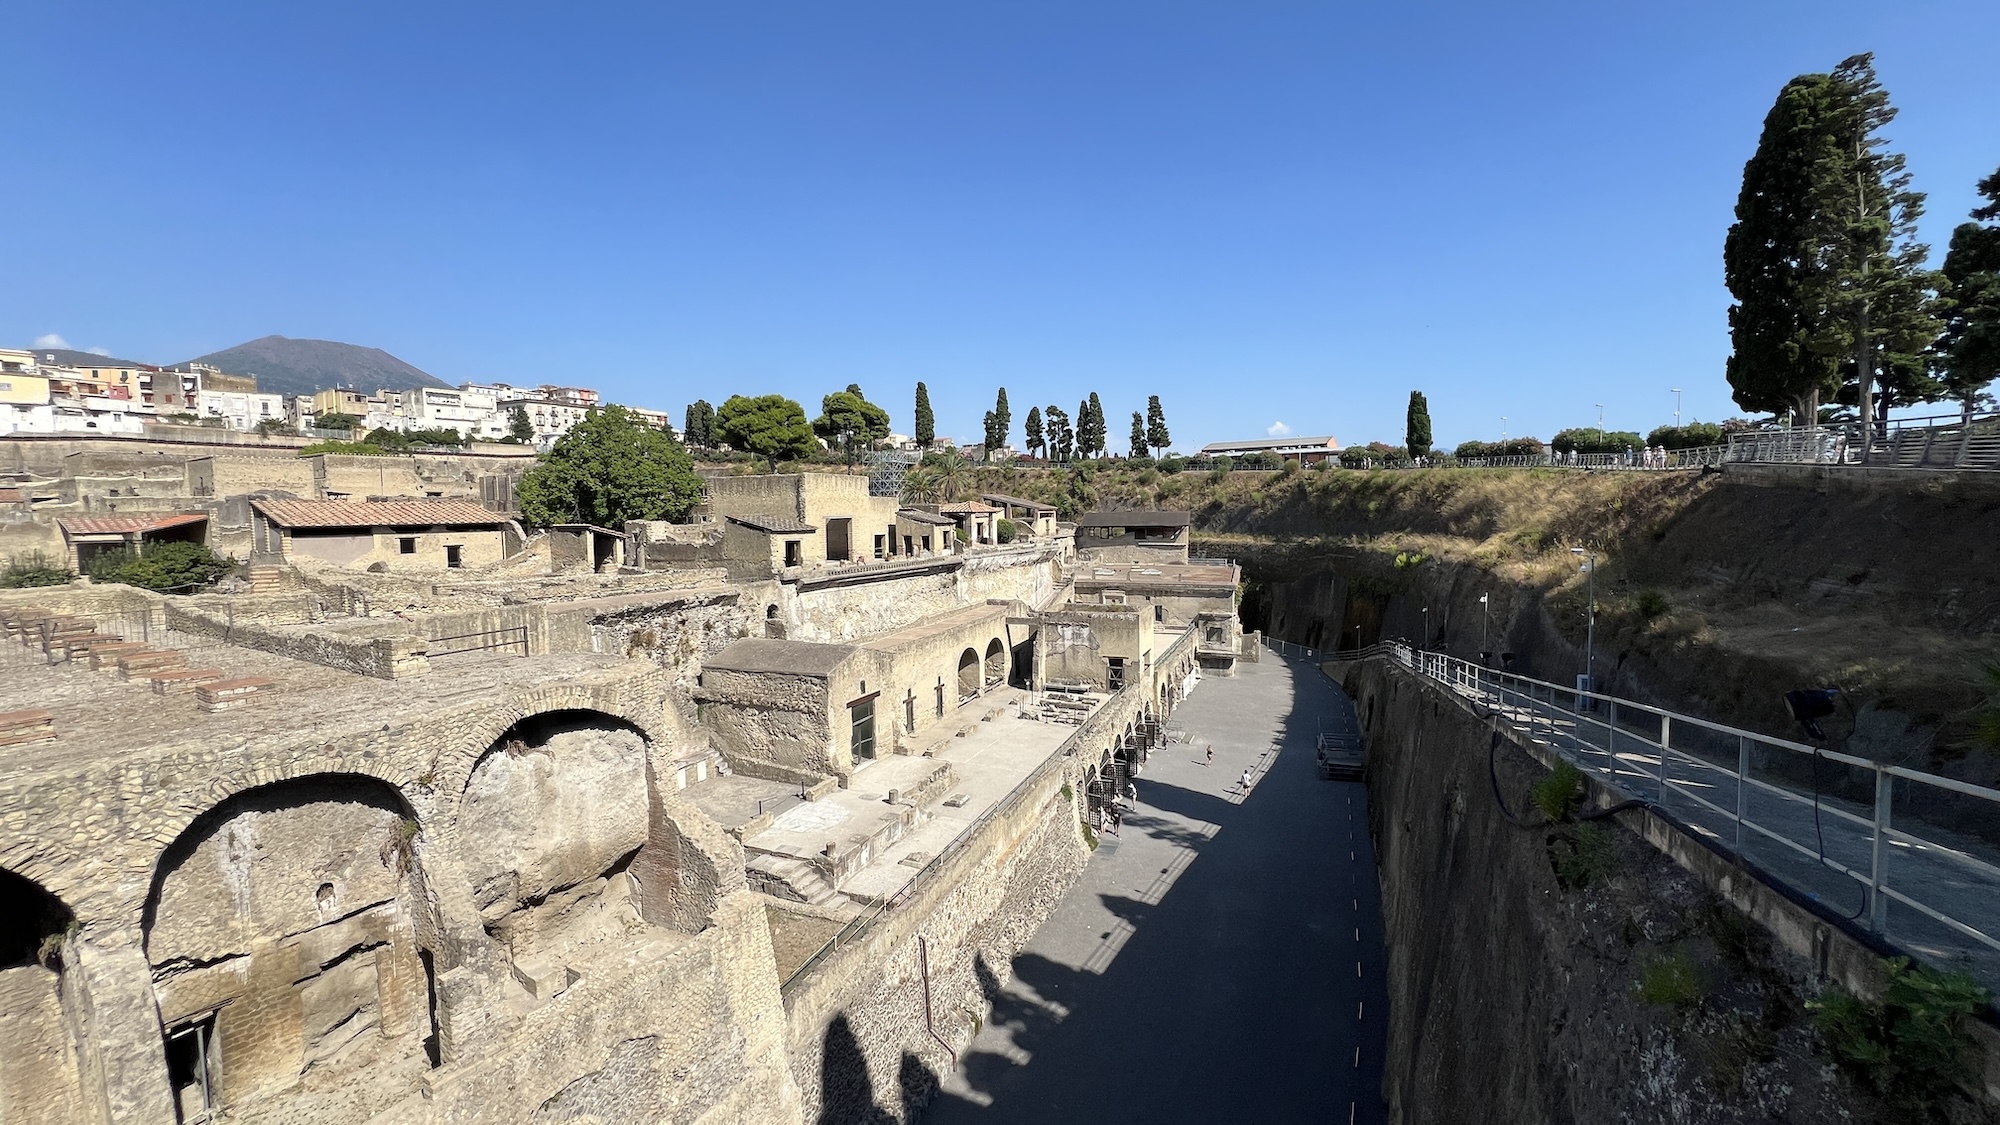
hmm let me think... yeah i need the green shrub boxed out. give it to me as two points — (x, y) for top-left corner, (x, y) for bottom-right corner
(1637, 948), (1704, 1009)
(1550, 820), (1619, 887)
(299, 439), (395, 456)
(1636, 589), (1670, 620)
(1157, 457), (1185, 474)
(86, 542), (234, 593)
(996, 518), (1017, 544)
(1, 552), (75, 588)
(1532, 761), (1585, 821)
(1810, 957), (1992, 1110)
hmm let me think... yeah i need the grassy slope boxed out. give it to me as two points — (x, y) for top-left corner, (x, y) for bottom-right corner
(972, 462), (2000, 769)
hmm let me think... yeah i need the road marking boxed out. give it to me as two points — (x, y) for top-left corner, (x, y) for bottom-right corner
(1353, 1047), (1360, 1068)
(1354, 928), (1360, 941)
(1355, 961), (1361, 978)
(1351, 1104), (1356, 1125)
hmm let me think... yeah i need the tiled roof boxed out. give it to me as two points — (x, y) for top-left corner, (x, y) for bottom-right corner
(58, 512), (210, 536)
(724, 514), (817, 535)
(938, 501), (1000, 514)
(1198, 436), (1339, 453)
(251, 499), (509, 529)
(897, 509), (957, 527)
(0, 488), (26, 503)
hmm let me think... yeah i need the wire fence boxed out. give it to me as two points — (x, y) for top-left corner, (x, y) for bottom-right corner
(1723, 410), (2000, 470)
(1363, 641), (2000, 988)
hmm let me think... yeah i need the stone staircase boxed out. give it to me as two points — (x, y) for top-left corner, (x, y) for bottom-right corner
(0, 607), (279, 714)
(746, 854), (850, 910)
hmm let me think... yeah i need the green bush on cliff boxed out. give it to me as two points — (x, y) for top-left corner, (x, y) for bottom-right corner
(86, 542), (234, 593)
(1636, 948), (1704, 1009)
(1, 552), (74, 588)
(1532, 761), (1584, 821)
(1810, 957), (1991, 1113)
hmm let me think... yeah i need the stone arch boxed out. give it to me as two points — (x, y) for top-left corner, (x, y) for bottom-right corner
(957, 647), (980, 700)
(0, 867), (85, 1123)
(141, 773), (439, 1120)
(983, 637), (1006, 688)
(456, 710), (654, 964)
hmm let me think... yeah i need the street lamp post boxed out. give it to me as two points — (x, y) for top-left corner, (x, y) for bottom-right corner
(1420, 606), (1428, 648)
(1480, 592), (1490, 657)
(1596, 403), (1605, 427)
(1570, 547), (1597, 700)
(1501, 417), (1508, 442)
(1671, 388), (1682, 428)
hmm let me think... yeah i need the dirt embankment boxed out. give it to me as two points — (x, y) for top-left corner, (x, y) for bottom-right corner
(1155, 465), (2000, 781)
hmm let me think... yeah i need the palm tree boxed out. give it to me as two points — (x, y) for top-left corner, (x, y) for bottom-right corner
(930, 449), (969, 502)
(900, 467), (940, 505)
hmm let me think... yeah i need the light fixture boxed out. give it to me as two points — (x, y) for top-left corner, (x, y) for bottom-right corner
(1784, 688), (1841, 741)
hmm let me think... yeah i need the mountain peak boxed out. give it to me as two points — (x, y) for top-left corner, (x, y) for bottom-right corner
(181, 336), (453, 398)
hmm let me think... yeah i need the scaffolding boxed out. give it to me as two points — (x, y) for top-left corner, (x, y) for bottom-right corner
(868, 450), (921, 498)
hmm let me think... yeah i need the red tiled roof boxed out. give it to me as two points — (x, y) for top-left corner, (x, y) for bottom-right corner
(251, 499), (509, 529)
(58, 513), (210, 536)
(0, 488), (25, 503)
(938, 502), (1001, 514)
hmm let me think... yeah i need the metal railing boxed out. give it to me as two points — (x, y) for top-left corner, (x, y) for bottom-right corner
(1725, 410), (2000, 471)
(1372, 641), (2000, 986)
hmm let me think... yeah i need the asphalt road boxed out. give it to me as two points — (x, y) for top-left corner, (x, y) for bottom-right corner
(926, 653), (1388, 1125)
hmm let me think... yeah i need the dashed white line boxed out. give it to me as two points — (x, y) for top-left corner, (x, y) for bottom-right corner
(1357, 1001), (1365, 1020)
(1353, 1046), (1360, 1068)
(1355, 961), (1361, 978)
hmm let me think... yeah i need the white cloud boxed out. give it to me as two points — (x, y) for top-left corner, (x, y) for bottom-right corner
(31, 333), (69, 349)
(1266, 421), (1292, 437)
(85, 346), (112, 356)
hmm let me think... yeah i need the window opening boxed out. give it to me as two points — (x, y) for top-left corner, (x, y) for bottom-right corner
(850, 698), (876, 761)
(399, 537), (417, 555)
(444, 544), (463, 568)
(166, 1013), (217, 1122)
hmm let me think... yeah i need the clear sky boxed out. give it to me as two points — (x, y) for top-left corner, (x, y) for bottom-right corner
(5, 1), (1997, 450)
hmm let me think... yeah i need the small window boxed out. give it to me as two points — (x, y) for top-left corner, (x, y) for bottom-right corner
(921, 535), (932, 553)
(784, 540), (802, 567)
(1154, 605), (1166, 623)
(166, 1013), (217, 1121)
(1107, 657), (1127, 690)
(399, 537), (417, 555)
(445, 545), (463, 568)
(850, 698), (876, 761)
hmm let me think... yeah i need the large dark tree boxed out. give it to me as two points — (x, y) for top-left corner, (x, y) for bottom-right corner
(986, 387), (1011, 452)
(914, 382), (935, 449)
(1725, 57), (1939, 428)
(1077, 393), (1106, 458)
(1129, 412), (1148, 458)
(1938, 166), (2000, 420)
(1145, 395), (1171, 457)
(516, 405), (704, 527)
(1024, 405), (1045, 459)
(1725, 72), (1851, 422)
(716, 394), (818, 472)
(812, 385), (891, 465)
(1044, 405), (1073, 463)
(1826, 55), (1940, 435)
(1405, 391), (1432, 459)
(683, 399), (715, 448)
(508, 405), (534, 444)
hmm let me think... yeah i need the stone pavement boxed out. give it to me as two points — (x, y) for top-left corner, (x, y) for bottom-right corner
(927, 654), (1388, 1124)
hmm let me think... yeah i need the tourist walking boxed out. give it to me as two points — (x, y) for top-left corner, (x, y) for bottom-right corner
(1239, 767), (1253, 792)
(1205, 744), (1214, 766)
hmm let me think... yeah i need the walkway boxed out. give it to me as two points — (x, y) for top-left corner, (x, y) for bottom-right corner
(926, 654), (1387, 1124)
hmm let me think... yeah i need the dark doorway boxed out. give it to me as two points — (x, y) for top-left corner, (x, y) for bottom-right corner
(826, 518), (852, 562)
(850, 697), (877, 761)
(444, 544), (463, 568)
(166, 1012), (217, 1123)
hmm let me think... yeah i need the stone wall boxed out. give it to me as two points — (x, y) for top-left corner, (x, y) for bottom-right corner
(1344, 656), (2000, 1123)
(0, 662), (807, 1124)
(163, 601), (431, 679)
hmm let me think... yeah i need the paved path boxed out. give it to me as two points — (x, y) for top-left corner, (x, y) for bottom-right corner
(926, 654), (1387, 1124)
(1437, 667), (2000, 988)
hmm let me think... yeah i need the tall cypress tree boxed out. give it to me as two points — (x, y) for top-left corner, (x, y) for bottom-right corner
(1405, 391), (1432, 459)
(1024, 406), (1045, 459)
(1825, 55), (1940, 436)
(1078, 392), (1106, 457)
(991, 388), (1011, 451)
(1144, 395), (1171, 456)
(1129, 412), (1148, 458)
(1044, 405), (1072, 463)
(683, 399), (714, 447)
(914, 382), (935, 449)
(1725, 72), (1851, 422)
(1938, 166), (2000, 420)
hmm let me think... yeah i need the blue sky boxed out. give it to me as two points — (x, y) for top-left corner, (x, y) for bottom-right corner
(5, 1), (1997, 450)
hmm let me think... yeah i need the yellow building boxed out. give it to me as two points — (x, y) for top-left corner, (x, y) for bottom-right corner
(0, 373), (51, 405)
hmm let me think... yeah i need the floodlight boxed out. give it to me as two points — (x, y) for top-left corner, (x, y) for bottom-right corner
(1783, 688), (1841, 741)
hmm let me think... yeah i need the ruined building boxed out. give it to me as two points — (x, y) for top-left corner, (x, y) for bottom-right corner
(0, 449), (1242, 1124)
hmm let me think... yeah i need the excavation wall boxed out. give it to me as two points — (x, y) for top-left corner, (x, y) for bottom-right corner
(1343, 656), (2000, 1124)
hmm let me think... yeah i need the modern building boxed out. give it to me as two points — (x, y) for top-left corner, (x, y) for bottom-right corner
(195, 388), (287, 432)
(980, 493), (1058, 538)
(1197, 435), (1341, 464)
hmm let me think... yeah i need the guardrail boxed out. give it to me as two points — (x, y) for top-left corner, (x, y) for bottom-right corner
(1367, 641), (2000, 987)
(427, 625), (529, 658)
(1725, 410), (2000, 471)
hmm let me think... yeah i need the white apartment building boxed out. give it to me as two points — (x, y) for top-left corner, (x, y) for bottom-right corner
(406, 386), (509, 440)
(497, 394), (592, 447)
(195, 388), (287, 432)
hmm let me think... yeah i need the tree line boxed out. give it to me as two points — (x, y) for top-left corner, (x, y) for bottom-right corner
(1726, 53), (1999, 427)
